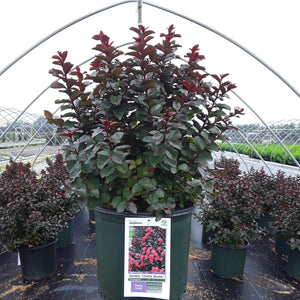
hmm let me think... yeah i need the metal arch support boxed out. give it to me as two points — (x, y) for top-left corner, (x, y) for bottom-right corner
(1, 0), (299, 100)
(235, 130), (273, 175)
(0, 42), (133, 144)
(0, 0), (137, 76)
(141, 2), (300, 169)
(284, 136), (300, 165)
(0, 56), (93, 141)
(12, 42), (133, 165)
(0, 87), (51, 141)
(270, 130), (294, 162)
(31, 135), (57, 169)
(14, 106), (61, 161)
(0, 1), (299, 169)
(141, 2), (300, 99)
(226, 140), (250, 173)
(137, 0), (143, 26)
(4, 55), (300, 171)
(231, 90), (300, 169)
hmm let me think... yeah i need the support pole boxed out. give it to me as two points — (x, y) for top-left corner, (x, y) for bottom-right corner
(137, 0), (142, 26)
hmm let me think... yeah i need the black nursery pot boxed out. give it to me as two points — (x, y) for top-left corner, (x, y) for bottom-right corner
(57, 217), (74, 249)
(19, 239), (57, 282)
(275, 233), (289, 255)
(287, 247), (300, 281)
(211, 242), (249, 278)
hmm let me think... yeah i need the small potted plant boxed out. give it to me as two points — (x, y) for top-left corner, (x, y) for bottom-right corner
(214, 155), (242, 179)
(42, 153), (77, 248)
(198, 155), (242, 243)
(45, 25), (243, 298)
(196, 165), (262, 278)
(245, 167), (277, 234)
(271, 173), (300, 281)
(0, 158), (70, 281)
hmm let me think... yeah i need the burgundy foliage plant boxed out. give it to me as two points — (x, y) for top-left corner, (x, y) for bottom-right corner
(45, 25), (243, 218)
(271, 173), (300, 251)
(0, 155), (75, 252)
(196, 156), (263, 248)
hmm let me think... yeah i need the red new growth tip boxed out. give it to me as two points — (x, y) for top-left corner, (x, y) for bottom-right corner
(182, 81), (205, 93)
(59, 129), (78, 139)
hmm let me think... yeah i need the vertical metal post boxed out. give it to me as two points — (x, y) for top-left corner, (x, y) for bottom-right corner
(137, 0), (142, 26)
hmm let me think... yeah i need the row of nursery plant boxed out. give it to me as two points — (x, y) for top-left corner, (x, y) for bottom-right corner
(0, 154), (78, 281)
(219, 142), (300, 166)
(196, 155), (300, 250)
(194, 155), (300, 279)
(0, 154), (76, 252)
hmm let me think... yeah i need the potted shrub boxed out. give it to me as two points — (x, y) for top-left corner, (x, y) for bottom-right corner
(213, 155), (242, 179)
(198, 155), (242, 243)
(245, 167), (278, 234)
(42, 153), (77, 248)
(45, 25), (243, 299)
(271, 173), (300, 281)
(195, 166), (262, 278)
(0, 159), (70, 281)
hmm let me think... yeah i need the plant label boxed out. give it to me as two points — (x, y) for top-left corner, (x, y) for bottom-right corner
(124, 217), (171, 299)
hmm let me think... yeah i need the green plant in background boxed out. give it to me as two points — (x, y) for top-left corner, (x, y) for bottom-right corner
(218, 142), (300, 166)
(45, 25), (243, 219)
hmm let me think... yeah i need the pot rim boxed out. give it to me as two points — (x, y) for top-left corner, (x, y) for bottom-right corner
(19, 238), (58, 252)
(95, 205), (194, 218)
(211, 241), (250, 250)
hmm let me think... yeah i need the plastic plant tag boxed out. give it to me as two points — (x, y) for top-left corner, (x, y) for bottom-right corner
(124, 217), (171, 299)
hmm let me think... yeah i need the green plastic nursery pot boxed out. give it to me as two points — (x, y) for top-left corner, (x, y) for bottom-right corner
(95, 206), (193, 300)
(88, 209), (95, 222)
(19, 239), (57, 282)
(211, 242), (249, 278)
(275, 233), (289, 255)
(57, 217), (74, 249)
(287, 247), (300, 281)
